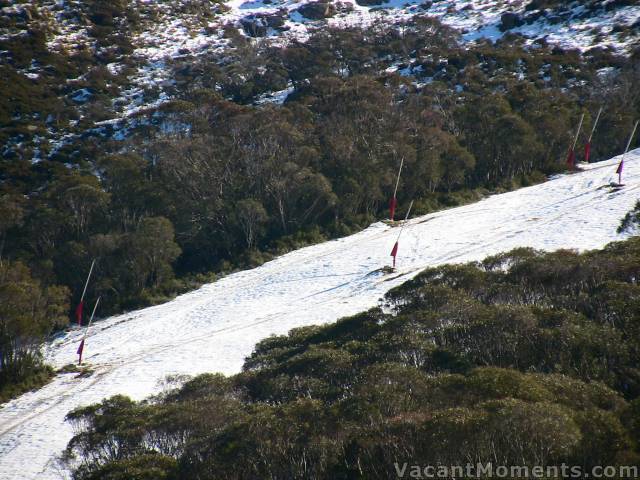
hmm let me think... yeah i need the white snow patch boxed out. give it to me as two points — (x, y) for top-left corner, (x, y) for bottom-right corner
(255, 84), (295, 104)
(70, 89), (92, 103)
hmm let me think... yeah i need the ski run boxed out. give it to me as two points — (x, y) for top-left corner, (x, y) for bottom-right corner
(1, 150), (640, 479)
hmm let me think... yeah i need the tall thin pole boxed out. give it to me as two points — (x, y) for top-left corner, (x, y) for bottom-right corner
(393, 157), (404, 200)
(395, 200), (414, 243)
(572, 113), (585, 151)
(75, 259), (96, 325)
(617, 120), (639, 184)
(78, 296), (100, 365)
(80, 259), (96, 304)
(390, 200), (414, 269)
(567, 113), (585, 169)
(389, 157), (404, 221)
(588, 107), (603, 143)
(585, 107), (603, 163)
(624, 120), (639, 155)
(85, 297), (100, 333)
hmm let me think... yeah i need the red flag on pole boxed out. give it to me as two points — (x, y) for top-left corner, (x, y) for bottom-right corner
(389, 197), (398, 221)
(584, 142), (591, 164)
(612, 120), (639, 186)
(388, 200), (413, 269)
(77, 339), (85, 365)
(616, 159), (624, 184)
(75, 301), (84, 326)
(390, 241), (399, 268)
(77, 297), (101, 365)
(566, 148), (575, 168)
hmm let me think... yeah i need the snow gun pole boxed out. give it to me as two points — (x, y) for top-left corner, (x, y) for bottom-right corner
(585, 107), (603, 163)
(397, 200), (414, 239)
(624, 120), (639, 155)
(566, 114), (584, 169)
(572, 113), (585, 152)
(75, 259), (96, 326)
(77, 296), (100, 365)
(389, 157), (404, 221)
(588, 107), (603, 143)
(393, 158), (404, 203)
(390, 200), (413, 269)
(618, 120), (639, 184)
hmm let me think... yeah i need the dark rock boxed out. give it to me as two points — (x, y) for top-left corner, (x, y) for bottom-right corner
(296, 1), (336, 19)
(240, 12), (287, 36)
(611, 23), (627, 33)
(547, 15), (563, 25)
(500, 12), (523, 31)
(240, 17), (268, 36)
(606, 0), (636, 11)
(264, 13), (285, 28)
(524, 0), (545, 11)
(523, 10), (544, 24)
(334, 2), (354, 13)
(355, 0), (387, 6)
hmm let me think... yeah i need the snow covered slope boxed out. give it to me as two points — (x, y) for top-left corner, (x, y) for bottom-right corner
(1, 150), (640, 479)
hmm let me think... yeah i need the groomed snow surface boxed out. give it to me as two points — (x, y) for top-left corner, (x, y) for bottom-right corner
(1, 150), (640, 479)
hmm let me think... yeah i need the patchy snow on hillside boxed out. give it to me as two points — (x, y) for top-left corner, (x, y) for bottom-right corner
(2, 0), (638, 158)
(8, 0), (639, 119)
(92, 0), (640, 126)
(465, 3), (640, 52)
(1, 150), (640, 479)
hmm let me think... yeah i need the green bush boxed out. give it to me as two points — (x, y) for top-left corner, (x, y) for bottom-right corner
(63, 238), (640, 478)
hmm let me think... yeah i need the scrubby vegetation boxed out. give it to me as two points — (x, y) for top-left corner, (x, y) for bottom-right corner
(0, 364), (54, 404)
(619, 201), (640, 233)
(63, 238), (640, 479)
(1, 9), (640, 396)
(0, 260), (68, 401)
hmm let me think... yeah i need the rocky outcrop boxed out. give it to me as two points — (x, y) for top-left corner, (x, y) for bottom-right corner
(240, 11), (288, 36)
(296, 1), (336, 20)
(499, 12), (523, 31)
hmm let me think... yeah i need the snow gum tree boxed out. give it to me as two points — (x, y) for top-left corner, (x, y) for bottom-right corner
(128, 217), (181, 290)
(235, 199), (268, 249)
(0, 261), (69, 390)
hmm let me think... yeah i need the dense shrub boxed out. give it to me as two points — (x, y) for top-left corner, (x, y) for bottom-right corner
(64, 238), (640, 479)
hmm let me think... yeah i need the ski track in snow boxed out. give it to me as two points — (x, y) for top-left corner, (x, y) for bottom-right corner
(1, 151), (640, 478)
